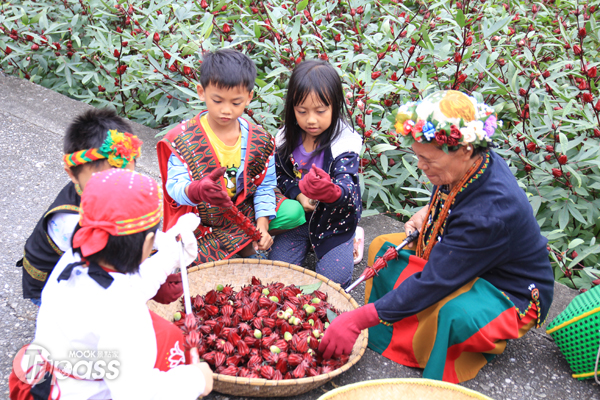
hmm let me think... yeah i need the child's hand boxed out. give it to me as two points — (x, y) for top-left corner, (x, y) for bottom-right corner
(254, 217), (273, 251)
(195, 362), (213, 396)
(299, 164), (342, 204)
(297, 193), (316, 213)
(186, 167), (233, 208)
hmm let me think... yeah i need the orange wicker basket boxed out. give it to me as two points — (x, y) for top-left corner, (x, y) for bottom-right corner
(148, 258), (368, 397)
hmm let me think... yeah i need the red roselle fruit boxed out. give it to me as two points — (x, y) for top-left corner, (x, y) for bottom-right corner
(178, 276), (345, 379)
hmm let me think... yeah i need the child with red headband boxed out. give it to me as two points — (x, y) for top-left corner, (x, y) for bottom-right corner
(18, 108), (181, 307)
(10, 169), (212, 399)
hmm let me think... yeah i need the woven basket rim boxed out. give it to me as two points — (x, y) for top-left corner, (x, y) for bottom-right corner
(316, 378), (494, 400)
(187, 258), (368, 387)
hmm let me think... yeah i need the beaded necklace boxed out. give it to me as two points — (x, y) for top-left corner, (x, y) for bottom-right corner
(416, 155), (484, 261)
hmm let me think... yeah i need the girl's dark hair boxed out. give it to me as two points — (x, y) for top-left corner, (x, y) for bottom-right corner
(279, 60), (350, 161)
(64, 108), (134, 178)
(72, 224), (159, 274)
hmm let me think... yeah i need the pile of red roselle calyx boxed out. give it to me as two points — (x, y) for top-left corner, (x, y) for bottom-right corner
(175, 277), (349, 379)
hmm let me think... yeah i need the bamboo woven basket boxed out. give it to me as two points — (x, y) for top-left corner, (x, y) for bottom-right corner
(317, 378), (494, 400)
(148, 259), (368, 397)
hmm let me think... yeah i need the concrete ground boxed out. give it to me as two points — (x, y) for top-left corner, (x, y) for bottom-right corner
(0, 74), (598, 399)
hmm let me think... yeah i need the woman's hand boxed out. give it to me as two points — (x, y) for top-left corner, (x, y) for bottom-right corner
(297, 193), (316, 213)
(404, 206), (428, 249)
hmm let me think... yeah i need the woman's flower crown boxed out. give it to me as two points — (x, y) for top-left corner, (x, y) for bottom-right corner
(392, 90), (500, 152)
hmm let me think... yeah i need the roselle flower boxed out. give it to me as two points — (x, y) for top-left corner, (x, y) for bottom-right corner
(552, 168), (563, 178)
(578, 27), (587, 38)
(542, 70), (550, 78)
(519, 88), (526, 96)
(558, 155), (568, 165)
(222, 23), (231, 33)
(334, 34), (341, 42)
(573, 45), (582, 55)
(526, 142), (536, 152)
(404, 66), (414, 76)
(588, 67), (597, 78)
(582, 92), (594, 103)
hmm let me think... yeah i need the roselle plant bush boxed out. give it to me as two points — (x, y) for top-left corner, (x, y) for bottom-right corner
(1, 0), (599, 290)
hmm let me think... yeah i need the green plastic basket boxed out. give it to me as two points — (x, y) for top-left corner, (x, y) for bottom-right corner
(547, 285), (600, 380)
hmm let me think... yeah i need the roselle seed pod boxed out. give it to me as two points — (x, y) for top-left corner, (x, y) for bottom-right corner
(270, 345), (281, 354)
(237, 339), (250, 356)
(260, 365), (275, 379)
(305, 305), (316, 314)
(277, 310), (288, 319)
(293, 363), (306, 379)
(221, 304), (233, 317)
(259, 296), (272, 308)
(269, 295), (280, 303)
(311, 298), (321, 304)
(223, 341), (235, 355)
(284, 332), (293, 341)
(173, 312), (182, 321)
(228, 331), (241, 346)
(214, 352), (226, 367)
(241, 306), (253, 321)
(203, 351), (216, 364)
(274, 339), (288, 353)
(276, 358), (288, 374)
(295, 338), (309, 353)
(312, 330), (321, 339)
(254, 329), (262, 339)
(205, 290), (218, 304)
(262, 288), (270, 295)
(253, 317), (264, 329)
(257, 308), (269, 318)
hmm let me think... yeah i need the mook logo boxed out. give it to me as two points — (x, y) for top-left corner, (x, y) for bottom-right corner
(13, 344), (121, 385)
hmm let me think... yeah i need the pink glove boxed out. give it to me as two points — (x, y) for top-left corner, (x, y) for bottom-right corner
(299, 164), (341, 203)
(318, 303), (380, 359)
(186, 167), (233, 208)
(152, 274), (183, 304)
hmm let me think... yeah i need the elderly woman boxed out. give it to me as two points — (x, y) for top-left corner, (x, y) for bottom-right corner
(319, 90), (554, 383)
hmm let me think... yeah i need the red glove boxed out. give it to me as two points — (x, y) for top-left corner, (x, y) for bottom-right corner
(299, 164), (341, 204)
(152, 274), (183, 304)
(186, 167), (233, 208)
(318, 303), (379, 359)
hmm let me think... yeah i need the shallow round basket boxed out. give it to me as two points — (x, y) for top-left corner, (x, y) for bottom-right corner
(148, 259), (368, 397)
(317, 378), (494, 400)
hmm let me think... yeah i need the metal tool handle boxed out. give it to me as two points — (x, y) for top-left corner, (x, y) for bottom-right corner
(395, 229), (420, 251)
(179, 241), (193, 315)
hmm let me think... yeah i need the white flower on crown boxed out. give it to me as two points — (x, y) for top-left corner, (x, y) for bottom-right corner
(460, 122), (477, 143)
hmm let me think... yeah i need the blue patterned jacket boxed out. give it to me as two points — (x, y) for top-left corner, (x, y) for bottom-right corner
(275, 123), (363, 258)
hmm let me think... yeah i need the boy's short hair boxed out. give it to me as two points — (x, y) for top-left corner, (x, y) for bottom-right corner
(64, 108), (134, 177)
(72, 224), (158, 274)
(199, 49), (256, 92)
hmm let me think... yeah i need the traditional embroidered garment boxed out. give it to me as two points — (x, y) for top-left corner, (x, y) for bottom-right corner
(17, 182), (80, 300)
(157, 112), (284, 263)
(365, 151), (554, 383)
